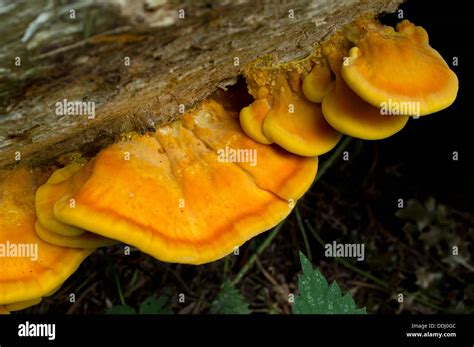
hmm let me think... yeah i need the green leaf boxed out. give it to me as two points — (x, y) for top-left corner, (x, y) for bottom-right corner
(210, 280), (251, 314)
(105, 295), (173, 314)
(139, 296), (173, 314)
(293, 252), (366, 314)
(105, 305), (136, 314)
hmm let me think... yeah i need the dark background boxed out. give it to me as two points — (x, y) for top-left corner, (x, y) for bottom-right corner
(380, 0), (473, 210)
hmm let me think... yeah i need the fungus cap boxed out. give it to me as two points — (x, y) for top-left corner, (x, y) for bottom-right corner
(239, 98), (272, 144)
(35, 221), (117, 249)
(0, 297), (43, 314)
(322, 77), (409, 140)
(35, 163), (88, 236)
(322, 36), (409, 140)
(4, 297), (42, 312)
(53, 100), (317, 264)
(0, 169), (92, 306)
(183, 100), (318, 201)
(341, 20), (458, 116)
(35, 163), (118, 248)
(262, 77), (341, 156)
(0, 282), (63, 314)
(302, 60), (334, 103)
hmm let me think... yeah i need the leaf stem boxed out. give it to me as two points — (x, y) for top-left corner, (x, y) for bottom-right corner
(295, 206), (312, 261)
(223, 257), (230, 276)
(112, 264), (126, 306)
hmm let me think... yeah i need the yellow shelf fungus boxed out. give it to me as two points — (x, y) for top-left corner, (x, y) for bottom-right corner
(239, 98), (273, 145)
(35, 163), (86, 236)
(302, 59), (334, 103)
(240, 58), (342, 157)
(0, 169), (93, 310)
(0, 15), (459, 314)
(341, 20), (458, 116)
(35, 163), (118, 248)
(51, 100), (317, 264)
(183, 100), (318, 201)
(321, 34), (409, 140)
(261, 76), (342, 157)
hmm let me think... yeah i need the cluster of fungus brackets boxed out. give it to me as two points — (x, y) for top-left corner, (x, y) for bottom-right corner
(49, 100), (317, 264)
(0, 17), (458, 312)
(240, 19), (458, 148)
(0, 100), (317, 311)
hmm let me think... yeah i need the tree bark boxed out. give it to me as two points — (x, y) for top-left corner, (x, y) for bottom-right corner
(0, 0), (403, 168)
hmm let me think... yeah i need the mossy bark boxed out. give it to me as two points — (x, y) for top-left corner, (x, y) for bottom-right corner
(0, 0), (403, 168)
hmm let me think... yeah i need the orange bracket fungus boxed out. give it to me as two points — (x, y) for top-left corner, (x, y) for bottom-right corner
(239, 98), (273, 145)
(0, 10), (460, 315)
(241, 63), (342, 157)
(262, 75), (342, 156)
(50, 100), (317, 264)
(35, 163), (118, 249)
(321, 33), (409, 140)
(35, 163), (87, 237)
(0, 169), (92, 313)
(341, 20), (458, 116)
(302, 59), (334, 103)
(182, 100), (317, 201)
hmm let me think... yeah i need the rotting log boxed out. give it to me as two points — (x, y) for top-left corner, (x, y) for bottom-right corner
(0, 0), (403, 169)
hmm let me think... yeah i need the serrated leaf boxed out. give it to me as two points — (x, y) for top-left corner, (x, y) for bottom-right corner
(341, 293), (357, 311)
(139, 295), (173, 314)
(293, 252), (366, 314)
(105, 305), (136, 314)
(210, 280), (251, 314)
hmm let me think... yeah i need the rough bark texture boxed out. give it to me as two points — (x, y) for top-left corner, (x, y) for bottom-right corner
(0, 0), (403, 168)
